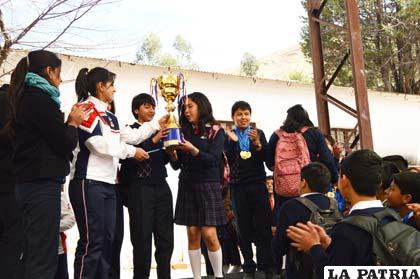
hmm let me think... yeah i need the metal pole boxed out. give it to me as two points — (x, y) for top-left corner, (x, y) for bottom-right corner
(308, 3), (331, 134)
(345, 0), (374, 149)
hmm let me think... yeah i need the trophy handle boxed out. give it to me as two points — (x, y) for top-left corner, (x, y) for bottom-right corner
(150, 78), (158, 104)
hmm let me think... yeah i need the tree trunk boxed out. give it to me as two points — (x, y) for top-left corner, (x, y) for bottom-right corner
(375, 0), (393, 92)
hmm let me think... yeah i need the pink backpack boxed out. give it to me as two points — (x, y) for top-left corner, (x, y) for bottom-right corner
(274, 127), (310, 197)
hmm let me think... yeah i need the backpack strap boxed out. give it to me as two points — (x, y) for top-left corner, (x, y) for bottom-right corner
(299, 126), (310, 134)
(208, 124), (221, 140)
(341, 215), (378, 233)
(296, 196), (339, 213)
(328, 197), (339, 211)
(341, 208), (400, 232)
(274, 128), (283, 138)
(371, 208), (401, 223)
(295, 197), (320, 213)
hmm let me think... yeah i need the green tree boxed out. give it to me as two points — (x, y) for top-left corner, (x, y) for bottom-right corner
(240, 52), (259, 77)
(135, 34), (199, 69)
(300, 0), (420, 94)
(155, 53), (178, 67)
(288, 71), (311, 83)
(136, 33), (162, 64)
(173, 35), (192, 67)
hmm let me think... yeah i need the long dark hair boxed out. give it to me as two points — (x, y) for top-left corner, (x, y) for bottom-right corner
(2, 50), (61, 136)
(75, 67), (116, 102)
(281, 104), (314, 133)
(178, 92), (217, 139)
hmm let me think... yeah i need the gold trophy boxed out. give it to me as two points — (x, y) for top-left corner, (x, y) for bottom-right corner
(150, 72), (186, 147)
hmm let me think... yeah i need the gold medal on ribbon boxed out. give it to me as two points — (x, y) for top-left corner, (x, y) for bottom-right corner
(240, 151), (252, 160)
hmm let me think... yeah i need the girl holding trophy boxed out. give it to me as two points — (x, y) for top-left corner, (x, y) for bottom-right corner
(166, 92), (226, 279)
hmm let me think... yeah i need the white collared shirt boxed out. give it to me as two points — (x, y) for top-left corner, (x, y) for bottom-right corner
(349, 200), (383, 214)
(300, 192), (323, 198)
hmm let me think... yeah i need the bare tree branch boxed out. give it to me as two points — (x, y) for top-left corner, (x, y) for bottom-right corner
(0, 0), (109, 72)
(0, 9), (12, 67)
(43, 0), (103, 49)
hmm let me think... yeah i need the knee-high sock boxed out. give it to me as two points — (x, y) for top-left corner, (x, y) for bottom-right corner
(208, 248), (223, 278)
(188, 249), (202, 279)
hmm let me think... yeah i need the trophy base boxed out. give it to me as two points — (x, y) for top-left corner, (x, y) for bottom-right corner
(164, 127), (182, 147)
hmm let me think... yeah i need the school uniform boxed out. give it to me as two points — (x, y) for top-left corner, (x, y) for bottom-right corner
(109, 183), (127, 279)
(225, 128), (274, 273)
(171, 126), (226, 227)
(0, 88), (22, 279)
(309, 200), (385, 279)
(272, 193), (331, 279)
(14, 85), (78, 279)
(69, 96), (143, 279)
(120, 122), (174, 279)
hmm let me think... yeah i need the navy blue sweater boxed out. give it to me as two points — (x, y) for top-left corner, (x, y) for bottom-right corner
(120, 122), (168, 184)
(310, 207), (386, 279)
(273, 193), (331, 279)
(224, 128), (267, 185)
(267, 128), (338, 184)
(171, 127), (225, 183)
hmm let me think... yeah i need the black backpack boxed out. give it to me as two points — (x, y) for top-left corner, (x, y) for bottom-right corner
(288, 197), (343, 278)
(341, 208), (420, 265)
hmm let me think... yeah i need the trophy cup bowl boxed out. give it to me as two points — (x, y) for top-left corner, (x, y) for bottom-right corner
(154, 74), (184, 147)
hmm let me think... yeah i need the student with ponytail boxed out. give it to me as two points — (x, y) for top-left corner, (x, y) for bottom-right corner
(9, 50), (86, 279)
(69, 67), (161, 278)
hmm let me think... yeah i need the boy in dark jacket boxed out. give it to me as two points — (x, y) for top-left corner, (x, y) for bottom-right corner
(287, 150), (386, 279)
(272, 162), (332, 279)
(225, 101), (274, 279)
(120, 93), (174, 279)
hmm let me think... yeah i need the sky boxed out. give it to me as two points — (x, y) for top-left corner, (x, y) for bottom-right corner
(4, 0), (306, 72)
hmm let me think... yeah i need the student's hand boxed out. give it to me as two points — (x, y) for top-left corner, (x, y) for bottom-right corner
(134, 148), (150, 161)
(67, 104), (89, 127)
(226, 130), (238, 142)
(306, 221), (331, 250)
(176, 140), (199, 156)
(408, 203), (420, 226)
(152, 128), (169, 144)
(286, 222), (321, 253)
(158, 114), (170, 128)
(248, 129), (262, 150)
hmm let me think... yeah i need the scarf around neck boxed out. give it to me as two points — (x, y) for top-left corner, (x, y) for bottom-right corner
(25, 72), (61, 108)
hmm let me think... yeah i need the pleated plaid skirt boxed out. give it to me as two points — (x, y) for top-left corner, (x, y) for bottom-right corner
(175, 180), (227, 227)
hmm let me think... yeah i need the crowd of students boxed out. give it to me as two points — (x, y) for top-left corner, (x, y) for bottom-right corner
(0, 49), (420, 279)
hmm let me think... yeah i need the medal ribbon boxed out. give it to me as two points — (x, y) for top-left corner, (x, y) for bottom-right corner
(234, 126), (250, 151)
